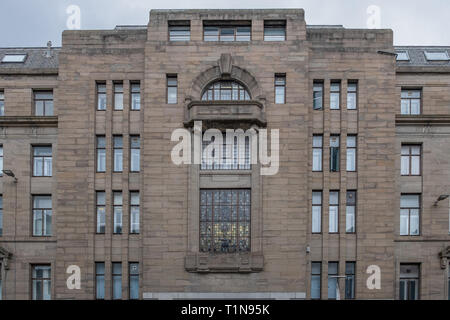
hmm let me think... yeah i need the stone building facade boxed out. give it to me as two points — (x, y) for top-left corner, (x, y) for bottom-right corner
(0, 9), (449, 300)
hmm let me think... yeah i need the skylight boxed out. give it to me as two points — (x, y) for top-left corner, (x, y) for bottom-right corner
(396, 51), (410, 61)
(424, 51), (450, 61)
(2, 54), (27, 63)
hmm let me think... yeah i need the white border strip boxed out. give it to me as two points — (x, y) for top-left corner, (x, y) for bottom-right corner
(143, 292), (306, 300)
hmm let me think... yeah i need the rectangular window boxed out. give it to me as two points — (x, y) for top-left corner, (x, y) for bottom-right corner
(130, 136), (140, 172)
(396, 51), (410, 61)
(169, 22), (190, 41)
(130, 82), (141, 110)
(31, 265), (51, 300)
(200, 189), (250, 253)
(313, 81), (323, 110)
(129, 262), (139, 300)
(203, 24), (251, 42)
(33, 146), (52, 177)
(275, 74), (286, 104)
(201, 133), (251, 170)
(424, 51), (450, 61)
(330, 135), (340, 172)
(329, 191), (339, 233)
(0, 195), (3, 237)
(401, 89), (421, 115)
(2, 54), (27, 63)
(312, 135), (323, 172)
(264, 21), (286, 41)
(330, 81), (341, 110)
(346, 191), (356, 233)
(401, 145), (421, 176)
(96, 191), (105, 234)
(112, 262), (122, 300)
(113, 136), (123, 172)
(96, 136), (106, 172)
(95, 262), (105, 300)
(312, 191), (322, 233)
(347, 81), (358, 110)
(399, 264), (420, 300)
(346, 135), (357, 172)
(34, 91), (53, 116)
(97, 83), (106, 111)
(113, 82), (123, 110)
(130, 191), (140, 234)
(32, 195), (52, 236)
(167, 75), (178, 104)
(0, 91), (4, 116)
(311, 262), (322, 299)
(345, 262), (356, 299)
(328, 262), (339, 299)
(400, 194), (420, 236)
(113, 192), (123, 234)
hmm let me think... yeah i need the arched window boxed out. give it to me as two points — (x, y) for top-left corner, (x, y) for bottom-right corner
(201, 80), (251, 101)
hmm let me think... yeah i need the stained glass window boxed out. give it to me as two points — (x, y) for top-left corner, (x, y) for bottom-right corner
(200, 189), (251, 253)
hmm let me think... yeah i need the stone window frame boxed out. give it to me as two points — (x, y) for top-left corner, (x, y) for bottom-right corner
(184, 55), (265, 273)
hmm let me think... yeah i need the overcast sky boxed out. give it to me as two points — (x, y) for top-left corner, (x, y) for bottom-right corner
(0, 0), (449, 47)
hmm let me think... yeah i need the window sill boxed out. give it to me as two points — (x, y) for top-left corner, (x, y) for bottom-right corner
(185, 252), (264, 273)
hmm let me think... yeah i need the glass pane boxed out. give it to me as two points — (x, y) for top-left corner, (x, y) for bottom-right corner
(346, 206), (355, 233)
(236, 27), (251, 41)
(330, 92), (340, 109)
(44, 210), (52, 235)
(311, 276), (321, 299)
(96, 276), (105, 299)
(97, 149), (106, 172)
(346, 149), (356, 171)
(114, 93), (123, 110)
(401, 156), (410, 175)
(400, 264), (419, 277)
(131, 93), (140, 110)
(264, 27), (286, 41)
(411, 100), (420, 115)
(401, 195), (419, 208)
(34, 158), (43, 176)
(329, 206), (338, 233)
(312, 192), (322, 205)
(130, 276), (139, 299)
(328, 278), (337, 299)
(114, 149), (123, 171)
(114, 192), (122, 205)
(313, 149), (322, 171)
(169, 26), (190, 41)
(400, 209), (409, 235)
(410, 209), (420, 235)
(347, 136), (356, 148)
(411, 156), (420, 175)
(45, 101), (54, 116)
(44, 157), (52, 176)
(347, 92), (356, 109)
(35, 101), (44, 116)
(167, 87), (177, 104)
(130, 192), (140, 205)
(204, 27), (219, 41)
(96, 263), (105, 274)
(312, 206), (321, 233)
(401, 99), (410, 115)
(346, 191), (356, 205)
(34, 196), (51, 209)
(131, 149), (140, 172)
(220, 28), (235, 41)
(330, 136), (339, 147)
(329, 192), (339, 205)
(275, 86), (285, 104)
(34, 146), (52, 156)
(97, 136), (106, 148)
(313, 135), (322, 147)
(401, 146), (410, 155)
(97, 192), (105, 205)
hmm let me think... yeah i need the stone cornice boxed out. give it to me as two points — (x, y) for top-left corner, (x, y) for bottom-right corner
(396, 115), (450, 125)
(0, 116), (58, 127)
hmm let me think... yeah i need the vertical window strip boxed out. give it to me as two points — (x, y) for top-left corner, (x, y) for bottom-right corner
(96, 136), (106, 172)
(130, 82), (141, 110)
(112, 262), (122, 300)
(329, 191), (339, 233)
(97, 82), (107, 111)
(311, 262), (322, 299)
(275, 74), (286, 104)
(113, 135), (123, 172)
(130, 191), (140, 234)
(312, 135), (323, 171)
(330, 81), (341, 110)
(167, 75), (178, 104)
(95, 262), (105, 299)
(312, 191), (322, 233)
(96, 191), (106, 234)
(346, 135), (357, 172)
(346, 191), (356, 233)
(347, 81), (358, 110)
(113, 82), (124, 110)
(113, 191), (123, 234)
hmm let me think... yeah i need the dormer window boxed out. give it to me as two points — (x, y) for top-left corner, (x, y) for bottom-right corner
(1, 54), (27, 63)
(424, 51), (450, 61)
(201, 81), (250, 101)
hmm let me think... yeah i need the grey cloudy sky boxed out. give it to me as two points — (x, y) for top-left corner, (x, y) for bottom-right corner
(0, 0), (449, 47)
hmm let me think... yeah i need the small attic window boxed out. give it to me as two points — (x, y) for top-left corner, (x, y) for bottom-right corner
(2, 54), (27, 63)
(424, 51), (450, 61)
(396, 51), (410, 61)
